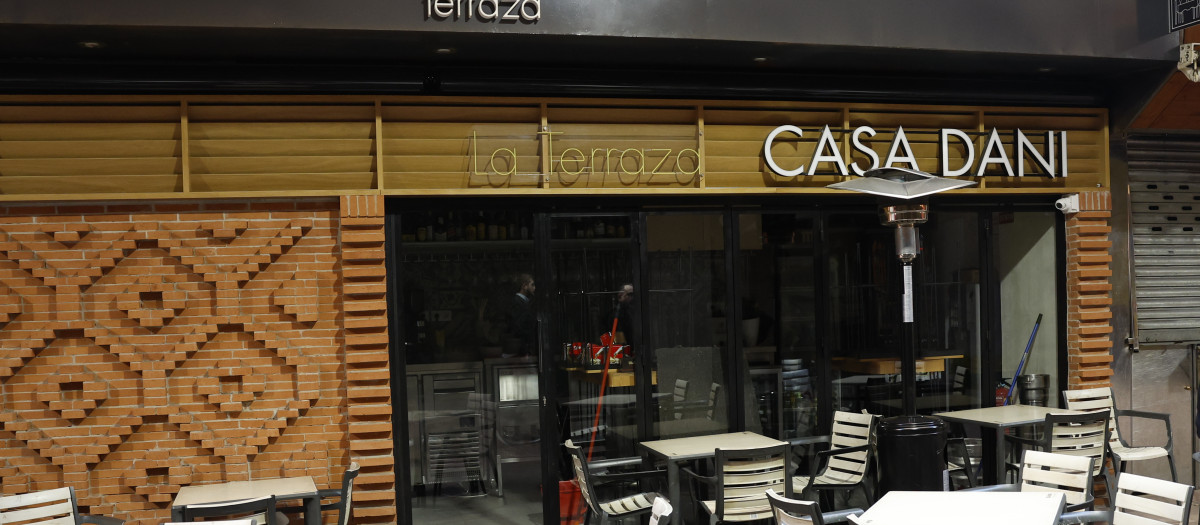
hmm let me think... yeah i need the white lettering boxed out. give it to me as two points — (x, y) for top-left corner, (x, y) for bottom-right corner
(940, 128), (975, 177)
(884, 126), (919, 170)
(429, 0), (537, 22)
(977, 128), (1014, 177)
(1060, 131), (1069, 177)
(433, 0), (454, 17)
(502, 0), (521, 20)
(478, 0), (498, 19)
(763, 125), (806, 177)
(521, 0), (541, 20)
(810, 125), (848, 175)
(850, 126), (879, 176)
(1016, 129), (1055, 178)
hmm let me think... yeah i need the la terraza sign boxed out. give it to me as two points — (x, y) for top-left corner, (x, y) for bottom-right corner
(426, 0), (541, 21)
(763, 125), (1069, 178)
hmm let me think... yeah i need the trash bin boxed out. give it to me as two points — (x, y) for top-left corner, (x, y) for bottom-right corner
(878, 415), (948, 494)
(1017, 374), (1049, 406)
(1016, 374), (1049, 442)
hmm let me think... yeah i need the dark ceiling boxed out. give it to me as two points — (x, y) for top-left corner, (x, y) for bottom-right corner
(0, 23), (1178, 109)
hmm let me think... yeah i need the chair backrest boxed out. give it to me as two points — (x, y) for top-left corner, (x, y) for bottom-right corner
(706, 383), (721, 420)
(823, 411), (876, 482)
(648, 496), (673, 525)
(1062, 387), (1122, 450)
(1111, 472), (1194, 525)
(765, 488), (829, 525)
(336, 462), (361, 525)
(1017, 450), (1095, 508)
(180, 495), (277, 525)
(564, 439), (600, 516)
(1039, 411), (1110, 479)
(673, 379), (689, 403)
(713, 444), (790, 520)
(953, 366), (967, 393)
(0, 487), (79, 525)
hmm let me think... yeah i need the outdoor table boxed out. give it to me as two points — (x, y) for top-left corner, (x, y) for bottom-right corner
(934, 404), (1085, 485)
(639, 431), (786, 525)
(170, 476), (320, 525)
(854, 490), (1065, 525)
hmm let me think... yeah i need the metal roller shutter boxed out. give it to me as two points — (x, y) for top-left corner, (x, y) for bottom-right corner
(1127, 134), (1200, 343)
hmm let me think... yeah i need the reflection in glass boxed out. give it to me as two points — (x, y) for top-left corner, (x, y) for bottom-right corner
(646, 212), (731, 438)
(399, 210), (541, 524)
(737, 213), (820, 442)
(549, 215), (639, 462)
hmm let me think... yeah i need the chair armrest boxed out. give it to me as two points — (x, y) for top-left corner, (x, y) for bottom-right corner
(1003, 434), (1040, 447)
(823, 508), (864, 524)
(80, 515), (124, 525)
(815, 444), (870, 460)
(679, 466), (714, 488)
(958, 483), (1019, 493)
(588, 456), (644, 471)
(592, 469), (667, 484)
(1114, 408), (1173, 451)
(1063, 494), (1095, 514)
(788, 435), (832, 448)
(1057, 509), (1112, 525)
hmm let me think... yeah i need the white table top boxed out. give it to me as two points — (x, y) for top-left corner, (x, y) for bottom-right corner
(173, 476), (318, 507)
(934, 405), (1084, 428)
(855, 490), (1065, 525)
(640, 431), (786, 460)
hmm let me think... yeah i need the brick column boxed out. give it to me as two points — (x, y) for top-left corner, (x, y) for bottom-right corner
(338, 195), (396, 524)
(1065, 191), (1115, 389)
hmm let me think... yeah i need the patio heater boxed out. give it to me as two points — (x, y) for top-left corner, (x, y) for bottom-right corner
(827, 167), (975, 414)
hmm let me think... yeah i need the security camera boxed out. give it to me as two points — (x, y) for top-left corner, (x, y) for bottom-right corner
(1054, 194), (1079, 214)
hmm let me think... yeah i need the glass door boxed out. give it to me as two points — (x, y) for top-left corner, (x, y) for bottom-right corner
(397, 209), (542, 525)
(735, 212), (822, 442)
(644, 211), (733, 439)
(545, 213), (640, 464)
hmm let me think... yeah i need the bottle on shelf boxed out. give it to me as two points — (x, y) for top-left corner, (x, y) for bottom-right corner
(446, 212), (459, 242)
(476, 212), (487, 241)
(434, 214), (447, 242)
(416, 214), (428, 242)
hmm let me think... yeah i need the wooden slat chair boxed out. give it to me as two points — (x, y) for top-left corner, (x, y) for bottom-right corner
(964, 450), (1096, 516)
(791, 411), (878, 509)
(0, 487), (123, 525)
(278, 462), (358, 525)
(1063, 387), (1177, 482)
(683, 444), (790, 524)
(765, 489), (863, 525)
(1004, 411), (1111, 509)
(1060, 472), (1194, 525)
(564, 439), (670, 525)
(179, 495), (278, 525)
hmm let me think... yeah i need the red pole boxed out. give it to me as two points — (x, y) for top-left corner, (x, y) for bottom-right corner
(585, 316), (622, 462)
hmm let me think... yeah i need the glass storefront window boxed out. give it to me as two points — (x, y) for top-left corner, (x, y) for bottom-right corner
(646, 212), (731, 438)
(737, 212), (820, 441)
(392, 202), (1058, 525)
(995, 211), (1059, 407)
(398, 210), (542, 524)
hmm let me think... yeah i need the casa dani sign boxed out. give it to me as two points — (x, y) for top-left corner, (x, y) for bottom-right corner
(763, 125), (1070, 178)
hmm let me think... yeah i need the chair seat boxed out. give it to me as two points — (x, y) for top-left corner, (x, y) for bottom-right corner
(1111, 444), (1168, 461)
(599, 492), (660, 516)
(699, 500), (773, 522)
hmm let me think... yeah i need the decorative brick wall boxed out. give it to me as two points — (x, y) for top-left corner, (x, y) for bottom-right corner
(1065, 191), (1115, 389)
(0, 198), (395, 525)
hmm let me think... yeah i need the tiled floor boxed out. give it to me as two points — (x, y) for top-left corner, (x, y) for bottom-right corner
(410, 463), (543, 525)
